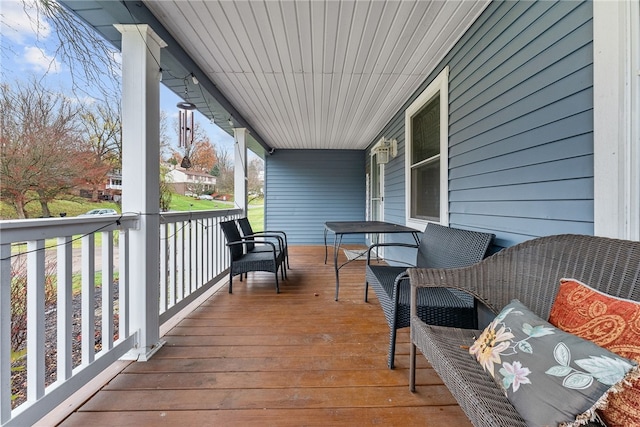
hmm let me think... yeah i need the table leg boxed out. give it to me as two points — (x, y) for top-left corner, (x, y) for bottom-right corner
(334, 234), (342, 301)
(323, 228), (328, 264)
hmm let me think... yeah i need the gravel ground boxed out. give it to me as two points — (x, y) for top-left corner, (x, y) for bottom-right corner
(11, 286), (119, 408)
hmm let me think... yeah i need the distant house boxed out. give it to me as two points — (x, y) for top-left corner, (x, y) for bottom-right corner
(105, 170), (122, 202)
(167, 166), (217, 196)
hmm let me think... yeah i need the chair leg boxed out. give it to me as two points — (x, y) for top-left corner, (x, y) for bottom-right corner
(364, 281), (369, 302)
(387, 327), (397, 369)
(275, 270), (280, 293)
(410, 342), (417, 392)
(228, 271), (233, 293)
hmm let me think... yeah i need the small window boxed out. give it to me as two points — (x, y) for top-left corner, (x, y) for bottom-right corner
(405, 67), (449, 229)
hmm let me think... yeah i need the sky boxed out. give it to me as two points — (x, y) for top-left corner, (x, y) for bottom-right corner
(0, 0), (237, 158)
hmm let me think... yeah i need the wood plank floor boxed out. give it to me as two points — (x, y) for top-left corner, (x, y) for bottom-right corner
(58, 246), (471, 426)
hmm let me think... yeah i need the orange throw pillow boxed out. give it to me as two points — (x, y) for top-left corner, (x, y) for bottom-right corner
(549, 278), (640, 427)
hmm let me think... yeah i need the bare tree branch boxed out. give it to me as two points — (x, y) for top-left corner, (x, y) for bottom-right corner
(26, 0), (122, 101)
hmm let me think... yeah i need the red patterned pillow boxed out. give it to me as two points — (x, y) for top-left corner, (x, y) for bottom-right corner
(549, 278), (640, 427)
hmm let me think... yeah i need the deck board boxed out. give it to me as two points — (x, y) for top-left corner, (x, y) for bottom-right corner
(58, 246), (471, 426)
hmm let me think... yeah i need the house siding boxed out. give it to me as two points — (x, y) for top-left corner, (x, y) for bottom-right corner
(265, 149), (365, 244)
(371, 0), (594, 249)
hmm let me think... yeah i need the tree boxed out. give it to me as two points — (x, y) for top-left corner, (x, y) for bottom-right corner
(16, 0), (122, 101)
(213, 144), (234, 194)
(189, 139), (217, 172)
(247, 157), (264, 200)
(78, 102), (122, 201)
(0, 80), (82, 218)
(159, 163), (173, 212)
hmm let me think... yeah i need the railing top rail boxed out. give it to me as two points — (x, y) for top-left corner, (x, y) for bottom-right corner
(159, 208), (242, 224)
(0, 214), (139, 244)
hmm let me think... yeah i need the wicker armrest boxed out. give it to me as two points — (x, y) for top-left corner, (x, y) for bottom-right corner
(242, 232), (285, 251)
(408, 266), (498, 314)
(226, 239), (277, 254)
(366, 242), (419, 265)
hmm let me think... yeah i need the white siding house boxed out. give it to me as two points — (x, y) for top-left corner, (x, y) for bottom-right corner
(166, 167), (217, 196)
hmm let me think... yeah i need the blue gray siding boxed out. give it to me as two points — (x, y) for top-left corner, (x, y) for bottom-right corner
(265, 149), (365, 244)
(371, 0), (594, 249)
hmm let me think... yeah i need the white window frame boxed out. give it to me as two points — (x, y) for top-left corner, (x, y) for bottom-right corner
(405, 66), (449, 230)
(369, 155), (384, 222)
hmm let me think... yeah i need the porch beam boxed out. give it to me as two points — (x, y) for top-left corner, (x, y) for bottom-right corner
(116, 23), (166, 360)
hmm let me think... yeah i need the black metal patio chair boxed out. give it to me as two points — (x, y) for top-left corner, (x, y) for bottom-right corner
(237, 217), (290, 270)
(220, 220), (286, 293)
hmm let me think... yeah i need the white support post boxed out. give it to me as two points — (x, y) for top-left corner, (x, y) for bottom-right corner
(593, 1), (640, 240)
(116, 24), (167, 360)
(234, 128), (248, 215)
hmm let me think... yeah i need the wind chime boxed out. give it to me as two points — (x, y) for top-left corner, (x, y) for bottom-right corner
(177, 74), (197, 169)
(178, 108), (194, 168)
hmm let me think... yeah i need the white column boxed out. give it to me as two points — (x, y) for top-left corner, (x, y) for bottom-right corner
(234, 128), (248, 214)
(593, 0), (640, 240)
(115, 24), (167, 360)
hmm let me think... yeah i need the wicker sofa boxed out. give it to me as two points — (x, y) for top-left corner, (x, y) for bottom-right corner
(408, 234), (640, 427)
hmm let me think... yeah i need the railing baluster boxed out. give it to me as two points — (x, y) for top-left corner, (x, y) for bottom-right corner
(186, 220), (192, 294)
(26, 240), (45, 402)
(177, 222), (184, 302)
(119, 229), (130, 340)
(192, 219), (198, 293)
(206, 217), (212, 281)
(57, 236), (73, 381)
(159, 223), (167, 312)
(101, 231), (114, 352)
(169, 222), (176, 308)
(81, 234), (95, 365)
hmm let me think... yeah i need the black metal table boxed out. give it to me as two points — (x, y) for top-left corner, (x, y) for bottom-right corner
(324, 221), (420, 300)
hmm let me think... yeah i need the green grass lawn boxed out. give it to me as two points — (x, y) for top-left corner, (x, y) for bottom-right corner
(5, 193), (265, 249)
(1, 193), (262, 219)
(169, 194), (235, 211)
(247, 204), (264, 232)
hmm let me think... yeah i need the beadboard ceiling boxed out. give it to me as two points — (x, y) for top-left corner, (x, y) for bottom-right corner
(64, 1), (489, 153)
(145, 0), (489, 151)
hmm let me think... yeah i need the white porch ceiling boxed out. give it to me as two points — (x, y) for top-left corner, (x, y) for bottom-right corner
(144, 0), (489, 151)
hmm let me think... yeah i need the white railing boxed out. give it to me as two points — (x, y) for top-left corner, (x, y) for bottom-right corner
(158, 210), (240, 323)
(0, 208), (240, 426)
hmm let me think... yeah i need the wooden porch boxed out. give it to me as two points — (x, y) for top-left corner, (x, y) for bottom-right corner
(56, 246), (470, 426)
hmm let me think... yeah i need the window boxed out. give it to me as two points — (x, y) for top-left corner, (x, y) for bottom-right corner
(370, 158), (383, 222)
(405, 67), (449, 229)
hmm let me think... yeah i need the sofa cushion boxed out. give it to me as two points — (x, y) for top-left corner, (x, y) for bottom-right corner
(469, 299), (639, 427)
(549, 278), (640, 427)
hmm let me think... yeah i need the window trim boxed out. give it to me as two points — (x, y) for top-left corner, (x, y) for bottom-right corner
(405, 66), (449, 230)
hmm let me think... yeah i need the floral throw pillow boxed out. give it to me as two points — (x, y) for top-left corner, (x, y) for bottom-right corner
(470, 299), (639, 427)
(549, 278), (640, 427)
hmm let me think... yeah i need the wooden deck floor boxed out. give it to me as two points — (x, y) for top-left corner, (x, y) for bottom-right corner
(57, 246), (471, 426)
